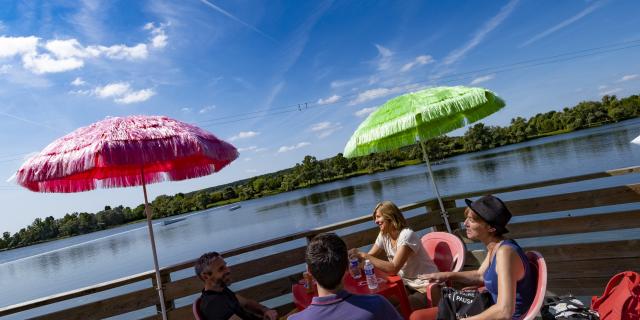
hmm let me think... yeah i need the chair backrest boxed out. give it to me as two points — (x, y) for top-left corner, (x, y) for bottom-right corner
(420, 232), (466, 272)
(193, 296), (203, 320)
(521, 251), (547, 320)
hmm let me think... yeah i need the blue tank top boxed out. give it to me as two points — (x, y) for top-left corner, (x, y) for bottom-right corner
(483, 239), (536, 319)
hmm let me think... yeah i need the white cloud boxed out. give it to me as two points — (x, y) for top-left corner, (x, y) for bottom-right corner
(199, 105), (216, 114)
(246, 169), (258, 173)
(229, 131), (260, 141)
(115, 88), (155, 104)
(330, 78), (363, 89)
(45, 39), (92, 59)
(520, 1), (605, 47)
(317, 94), (341, 105)
(0, 36), (38, 58)
(375, 44), (393, 71)
(619, 74), (638, 82)
(600, 88), (622, 96)
(21, 53), (84, 74)
(90, 82), (155, 104)
(71, 77), (86, 86)
(355, 107), (377, 117)
(244, 157), (252, 162)
(94, 82), (131, 98)
(181, 107), (192, 112)
(349, 86), (404, 105)
(0, 22), (165, 75)
(598, 85), (608, 90)
(310, 122), (332, 131)
(470, 74), (495, 85)
(144, 22), (168, 49)
(264, 81), (285, 108)
(401, 55), (434, 72)
(0, 64), (12, 74)
(88, 43), (148, 60)
(278, 142), (311, 153)
(310, 121), (342, 138)
(444, 0), (518, 65)
(238, 146), (257, 152)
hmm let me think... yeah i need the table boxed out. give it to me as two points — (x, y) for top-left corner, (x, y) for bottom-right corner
(291, 270), (412, 319)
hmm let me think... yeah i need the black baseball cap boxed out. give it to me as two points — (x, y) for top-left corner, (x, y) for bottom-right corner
(464, 195), (512, 234)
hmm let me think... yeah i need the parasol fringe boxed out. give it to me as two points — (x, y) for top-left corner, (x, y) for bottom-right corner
(15, 115), (239, 193)
(344, 86), (505, 158)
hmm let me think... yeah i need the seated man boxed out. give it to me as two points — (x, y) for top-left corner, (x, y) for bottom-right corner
(194, 252), (278, 320)
(289, 233), (403, 320)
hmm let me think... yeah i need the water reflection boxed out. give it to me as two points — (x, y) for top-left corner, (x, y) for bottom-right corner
(370, 180), (384, 201)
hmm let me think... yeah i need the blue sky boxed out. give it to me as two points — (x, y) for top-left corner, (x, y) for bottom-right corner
(1, 0), (639, 233)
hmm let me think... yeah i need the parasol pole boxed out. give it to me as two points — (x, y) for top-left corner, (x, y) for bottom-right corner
(418, 138), (453, 233)
(141, 167), (168, 320)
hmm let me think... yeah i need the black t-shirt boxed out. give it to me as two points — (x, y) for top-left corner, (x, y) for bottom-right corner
(199, 288), (261, 320)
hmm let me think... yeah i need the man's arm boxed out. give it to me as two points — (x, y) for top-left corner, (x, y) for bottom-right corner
(236, 294), (278, 320)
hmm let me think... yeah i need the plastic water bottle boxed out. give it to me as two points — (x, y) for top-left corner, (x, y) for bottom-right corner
(349, 257), (362, 279)
(364, 259), (378, 290)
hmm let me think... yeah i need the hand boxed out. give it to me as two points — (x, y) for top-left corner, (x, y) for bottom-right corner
(262, 309), (278, 320)
(348, 248), (365, 261)
(418, 272), (447, 283)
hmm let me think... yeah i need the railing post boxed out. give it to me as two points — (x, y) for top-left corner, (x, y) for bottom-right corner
(152, 271), (175, 315)
(426, 199), (458, 232)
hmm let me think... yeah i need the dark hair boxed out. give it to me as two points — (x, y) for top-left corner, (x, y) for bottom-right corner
(195, 251), (221, 281)
(306, 233), (348, 290)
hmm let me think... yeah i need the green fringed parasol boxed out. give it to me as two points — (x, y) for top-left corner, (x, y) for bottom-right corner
(343, 86), (505, 232)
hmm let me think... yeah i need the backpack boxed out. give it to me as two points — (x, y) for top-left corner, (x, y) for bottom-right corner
(591, 271), (640, 320)
(541, 295), (599, 320)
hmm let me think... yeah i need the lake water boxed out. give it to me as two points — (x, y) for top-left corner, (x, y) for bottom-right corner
(1, 119), (640, 319)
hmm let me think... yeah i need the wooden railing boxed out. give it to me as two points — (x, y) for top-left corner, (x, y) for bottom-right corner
(1, 166), (639, 319)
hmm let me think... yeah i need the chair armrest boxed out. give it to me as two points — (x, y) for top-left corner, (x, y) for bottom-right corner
(424, 282), (438, 308)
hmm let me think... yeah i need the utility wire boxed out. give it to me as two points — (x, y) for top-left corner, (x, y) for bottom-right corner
(196, 39), (640, 127)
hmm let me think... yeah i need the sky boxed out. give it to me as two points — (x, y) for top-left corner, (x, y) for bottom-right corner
(1, 0), (639, 233)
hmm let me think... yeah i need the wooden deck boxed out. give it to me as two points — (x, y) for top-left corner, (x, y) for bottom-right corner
(0, 166), (638, 319)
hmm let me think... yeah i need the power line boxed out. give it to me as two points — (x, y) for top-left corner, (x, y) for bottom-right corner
(194, 38), (640, 127)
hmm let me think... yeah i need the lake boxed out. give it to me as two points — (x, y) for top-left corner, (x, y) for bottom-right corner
(1, 118), (639, 319)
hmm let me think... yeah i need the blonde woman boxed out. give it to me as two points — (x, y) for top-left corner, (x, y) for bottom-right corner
(350, 201), (439, 309)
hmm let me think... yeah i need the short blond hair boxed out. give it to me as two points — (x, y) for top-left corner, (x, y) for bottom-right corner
(372, 201), (408, 233)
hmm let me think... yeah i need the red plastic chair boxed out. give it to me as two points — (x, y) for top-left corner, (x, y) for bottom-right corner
(522, 251), (547, 320)
(420, 232), (466, 307)
(421, 232), (466, 273)
(193, 296), (203, 320)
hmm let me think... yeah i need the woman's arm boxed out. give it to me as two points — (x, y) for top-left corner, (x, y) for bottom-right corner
(360, 243), (414, 274)
(367, 243), (383, 257)
(462, 245), (524, 320)
(419, 247), (492, 286)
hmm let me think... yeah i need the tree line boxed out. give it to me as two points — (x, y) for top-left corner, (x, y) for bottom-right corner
(1, 93), (638, 250)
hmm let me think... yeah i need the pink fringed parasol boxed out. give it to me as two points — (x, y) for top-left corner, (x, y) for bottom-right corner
(14, 115), (239, 320)
(16, 115), (238, 192)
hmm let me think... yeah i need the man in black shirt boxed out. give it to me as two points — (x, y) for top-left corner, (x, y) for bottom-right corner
(195, 252), (278, 320)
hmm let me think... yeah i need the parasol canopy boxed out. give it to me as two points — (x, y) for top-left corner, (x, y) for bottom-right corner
(344, 86), (505, 158)
(16, 115), (238, 192)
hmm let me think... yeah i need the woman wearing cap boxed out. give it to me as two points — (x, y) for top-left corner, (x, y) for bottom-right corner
(349, 201), (439, 310)
(413, 195), (536, 320)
